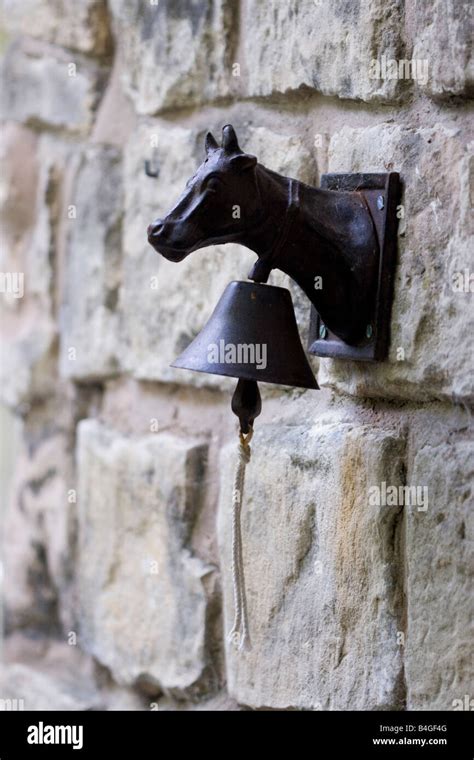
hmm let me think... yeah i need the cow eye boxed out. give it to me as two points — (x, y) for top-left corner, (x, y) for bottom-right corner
(203, 176), (223, 193)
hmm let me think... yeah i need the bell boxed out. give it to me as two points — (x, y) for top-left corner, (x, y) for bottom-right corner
(172, 280), (318, 388)
(171, 281), (317, 650)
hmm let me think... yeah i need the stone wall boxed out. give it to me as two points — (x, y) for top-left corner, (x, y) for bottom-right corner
(0, 0), (472, 711)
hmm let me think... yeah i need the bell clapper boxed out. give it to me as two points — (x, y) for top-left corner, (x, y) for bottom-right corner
(231, 378), (262, 434)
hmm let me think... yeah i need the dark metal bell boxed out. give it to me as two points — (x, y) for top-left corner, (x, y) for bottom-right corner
(171, 281), (318, 389)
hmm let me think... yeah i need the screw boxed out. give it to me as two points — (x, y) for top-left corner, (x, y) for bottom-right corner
(366, 324), (373, 339)
(377, 195), (384, 210)
(319, 324), (327, 339)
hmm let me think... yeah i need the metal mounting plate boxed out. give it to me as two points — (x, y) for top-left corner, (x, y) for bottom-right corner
(308, 172), (400, 362)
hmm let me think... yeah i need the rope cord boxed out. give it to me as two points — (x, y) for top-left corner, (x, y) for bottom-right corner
(227, 427), (253, 651)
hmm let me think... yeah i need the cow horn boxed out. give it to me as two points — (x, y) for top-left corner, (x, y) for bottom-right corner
(222, 124), (241, 153)
(205, 131), (219, 154)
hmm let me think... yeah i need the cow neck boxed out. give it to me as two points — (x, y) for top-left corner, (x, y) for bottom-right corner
(247, 177), (300, 284)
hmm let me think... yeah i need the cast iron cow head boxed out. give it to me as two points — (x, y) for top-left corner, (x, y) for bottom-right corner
(147, 125), (261, 261)
(147, 123), (382, 345)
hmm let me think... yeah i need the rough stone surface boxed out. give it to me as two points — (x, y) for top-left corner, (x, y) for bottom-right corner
(0, 664), (91, 710)
(157, 691), (242, 711)
(405, 407), (474, 710)
(59, 145), (123, 381)
(1, 0), (113, 56)
(318, 123), (474, 403)
(0, 129), (72, 409)
(412, 0), (474, 99)
(121, 121), (317, 388)
(0, 38), (106, 134)
(91, 53), (136, 146)
(1, 0), (472, 715)
(3, 428), (74, 634)
(242, 0), (405, 103)
(0, 637), (145, 710)
(218, 410), (406, 709)
(109, 0), (236, 114)
(77, 420), (211, 691)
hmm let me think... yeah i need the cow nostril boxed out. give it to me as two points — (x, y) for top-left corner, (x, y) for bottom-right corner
(148, 222), (164, 237)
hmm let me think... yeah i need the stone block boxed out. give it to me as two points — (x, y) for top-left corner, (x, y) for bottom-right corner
(218, 411), (406, 709)
(1, 0), (112, 56)
(0, 38), (106, 134)
(412, 0), (474, 99)
(59, 145), (123, 381)
(0, 129), (72, 408)
(3, 431), (73, 633)
(405, 407), (474, 710)
(76, 420), (210, 691)
(1, 635), (146, 710)
(0, 664), (90, 710)
(241, 0), (405, 102)
(109, 0), (236, 114)
(318, 123), (473, 403)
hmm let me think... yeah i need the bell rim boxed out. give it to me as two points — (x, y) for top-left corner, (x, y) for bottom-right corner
(170, 359), (319, 390)
(226, 279), (293, 294)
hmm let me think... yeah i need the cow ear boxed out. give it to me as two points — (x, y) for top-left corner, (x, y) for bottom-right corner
(230, 153), (257, 171)
(205, 131), (219, 154)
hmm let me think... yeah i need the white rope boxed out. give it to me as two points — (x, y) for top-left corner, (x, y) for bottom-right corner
(227, 428), (253, 652)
